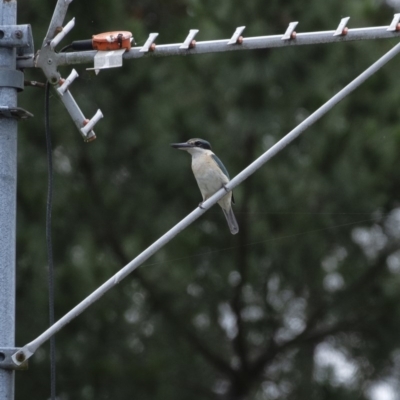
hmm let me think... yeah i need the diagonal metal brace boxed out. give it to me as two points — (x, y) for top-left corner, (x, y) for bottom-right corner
(0, 348), (28, 371)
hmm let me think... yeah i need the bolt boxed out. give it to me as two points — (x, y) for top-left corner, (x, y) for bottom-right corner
(14, 30), (23, 40)
(149, 43), (156, 51)
(290, 31), (297, 40)
(189, 39), (196, 49)
(16, 352), (25, 363)
(342, 27), (349, 36)
(237, 36), (243, 44)
(396, 23), (400, 32)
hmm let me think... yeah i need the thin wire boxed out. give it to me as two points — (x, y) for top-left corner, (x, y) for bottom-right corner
(45, 81), (57, 400)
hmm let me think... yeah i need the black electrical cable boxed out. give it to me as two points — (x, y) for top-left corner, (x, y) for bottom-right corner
(45, 81), (56, 400)
(58, 44), (73, 53)
(58, 40), (93, 53)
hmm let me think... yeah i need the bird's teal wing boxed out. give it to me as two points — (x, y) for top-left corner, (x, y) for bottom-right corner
(211, 154), (230, 179)
(211, 154), (235, 204)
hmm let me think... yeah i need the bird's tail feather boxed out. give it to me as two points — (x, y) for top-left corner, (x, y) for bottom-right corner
(222, 207), (239, 235)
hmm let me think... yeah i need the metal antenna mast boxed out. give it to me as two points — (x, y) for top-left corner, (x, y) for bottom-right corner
(0, 1), (27, 399)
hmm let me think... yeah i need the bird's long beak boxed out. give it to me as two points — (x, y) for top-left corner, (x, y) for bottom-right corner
(170, 142), (193, 149)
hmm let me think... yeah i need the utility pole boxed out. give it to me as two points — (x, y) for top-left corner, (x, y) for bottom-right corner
(0, 0), (23, 399)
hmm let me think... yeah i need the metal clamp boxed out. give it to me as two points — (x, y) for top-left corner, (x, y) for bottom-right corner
(0, 348), (28, 371)
(282, 22), (298, 40)
(0, 69), (24, 92)
(334, 17), (350, 36)
(180, 29), (199, 49)
(87, 49), (126, 75)
(228, 26), (245, 45)
(140, 33), (159, 52)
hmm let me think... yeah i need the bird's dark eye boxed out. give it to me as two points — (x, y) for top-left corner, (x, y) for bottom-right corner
(195, 141), (201, 147)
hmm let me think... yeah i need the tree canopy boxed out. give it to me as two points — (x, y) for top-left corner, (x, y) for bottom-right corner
(16, 0), (400, 399)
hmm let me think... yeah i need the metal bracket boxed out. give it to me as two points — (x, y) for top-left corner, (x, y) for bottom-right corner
(34, 0), (103, 141)
(282, 22), (298, 40)
(0, 24), (33, 48)
(0, 348), (28, 371)
(140, 33), (159, 53)
(228, 26), (245, 45)
(0, 106), (33, 119)
(180, 29), (199, 49)
(36, 44), (61, 84)
(1, 24), (34, 61)
(87, 49), (126, 74)
(334, 17), (350, 36)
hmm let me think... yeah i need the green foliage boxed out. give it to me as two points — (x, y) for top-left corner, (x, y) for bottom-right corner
(16, 0), (400, 399)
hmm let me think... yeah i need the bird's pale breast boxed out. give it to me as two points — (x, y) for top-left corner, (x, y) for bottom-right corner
(191, 152), (231, 208)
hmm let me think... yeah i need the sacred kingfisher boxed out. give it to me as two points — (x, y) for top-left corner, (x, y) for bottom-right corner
(171, 138), (239, 235)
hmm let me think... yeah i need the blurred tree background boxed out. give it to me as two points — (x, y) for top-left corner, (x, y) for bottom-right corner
(15, 0), (400, 399)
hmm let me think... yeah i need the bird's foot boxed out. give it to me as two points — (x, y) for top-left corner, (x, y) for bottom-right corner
(198, 202), (205, 210)
(222, 184), (230, 193)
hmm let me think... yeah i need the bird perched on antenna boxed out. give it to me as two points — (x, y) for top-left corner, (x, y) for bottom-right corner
(170, 138), (239, 235)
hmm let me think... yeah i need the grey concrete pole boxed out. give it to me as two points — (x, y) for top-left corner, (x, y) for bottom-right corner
(0, 0), (18, 399)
